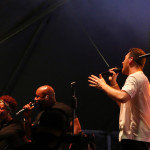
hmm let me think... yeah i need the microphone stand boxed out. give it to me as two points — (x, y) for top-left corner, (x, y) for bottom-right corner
(71, 82), (77, 135)
(70, 82), (96, 150)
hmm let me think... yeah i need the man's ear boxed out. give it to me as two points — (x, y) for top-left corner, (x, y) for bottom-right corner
(45, 95), (49, 100)
(129, 57), (134, 64)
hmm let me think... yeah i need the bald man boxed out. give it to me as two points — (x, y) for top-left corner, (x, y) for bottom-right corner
(23, 85), (82, 150)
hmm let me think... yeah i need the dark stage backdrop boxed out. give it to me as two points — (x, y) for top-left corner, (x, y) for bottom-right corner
(0, 0), (150, 131)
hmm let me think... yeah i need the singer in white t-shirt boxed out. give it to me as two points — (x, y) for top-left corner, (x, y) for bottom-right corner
(88, 48), (150, 150)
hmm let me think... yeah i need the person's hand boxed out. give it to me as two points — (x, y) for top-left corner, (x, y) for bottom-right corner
(23, 102), (34, 119)
(108, 67), (119, 86)
(88, 74), (106, 90)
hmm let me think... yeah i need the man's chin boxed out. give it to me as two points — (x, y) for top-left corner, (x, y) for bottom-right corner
(122, 69), (128, 75)
(37, 104), (43, 111)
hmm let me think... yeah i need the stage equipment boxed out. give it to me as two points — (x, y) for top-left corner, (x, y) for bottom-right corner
(16, 102), (37, 115)
(70, 81), (77, 135)
(101, 68), (121, 76)
(139, 53), (150, 58)
(65, 132), (96, 150)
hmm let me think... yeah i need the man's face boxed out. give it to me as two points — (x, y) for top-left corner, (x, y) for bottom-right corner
(34, 88), (48, 110)
(122, 53), (130, 75)
(34, 88), (45, 102)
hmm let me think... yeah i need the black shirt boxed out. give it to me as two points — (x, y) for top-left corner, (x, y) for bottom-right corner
(31, 102), (74, 150)
(0, 120), (25, 150)
(33, 102), (73, 133)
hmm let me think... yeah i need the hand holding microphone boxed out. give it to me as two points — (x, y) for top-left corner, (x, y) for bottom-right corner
(16, 102), (36, 116)
(101, 67), (121, 76)
(107, 67), (120, 86)
(88, 67), (121, 90)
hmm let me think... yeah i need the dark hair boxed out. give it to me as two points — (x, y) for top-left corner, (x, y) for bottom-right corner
(0, 95), (17, 112)
(129, 48), (146, 69)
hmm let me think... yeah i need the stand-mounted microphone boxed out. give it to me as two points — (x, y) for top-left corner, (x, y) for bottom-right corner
(16, 102), (36, 116)
(71, 81), (76, 88)
(101, 68), (121, 76)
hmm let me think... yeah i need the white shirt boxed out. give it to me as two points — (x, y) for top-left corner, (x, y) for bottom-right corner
(119, 71), (150, 142)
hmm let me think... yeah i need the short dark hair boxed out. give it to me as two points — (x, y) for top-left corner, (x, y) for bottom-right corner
(129, 48), (146, 69)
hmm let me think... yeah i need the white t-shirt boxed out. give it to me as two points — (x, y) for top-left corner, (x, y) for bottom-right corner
(119, 71), (150, 142)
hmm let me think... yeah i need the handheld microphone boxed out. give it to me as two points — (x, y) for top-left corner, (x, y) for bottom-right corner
(139, 53), (150, 58)
(16, 102), (36, 116)
(101, 68), (121, 76)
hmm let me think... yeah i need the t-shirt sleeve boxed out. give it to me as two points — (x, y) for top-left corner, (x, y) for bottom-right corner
(121, 75), (138, 99)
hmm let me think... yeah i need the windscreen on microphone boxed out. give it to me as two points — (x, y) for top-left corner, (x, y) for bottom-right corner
(71, 81), (76, 87)
(101, 68), (121, 76)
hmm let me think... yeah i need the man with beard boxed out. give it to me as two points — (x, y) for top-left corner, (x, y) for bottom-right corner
(88, 48), (150, 150)
(23, 85), (82, 150)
